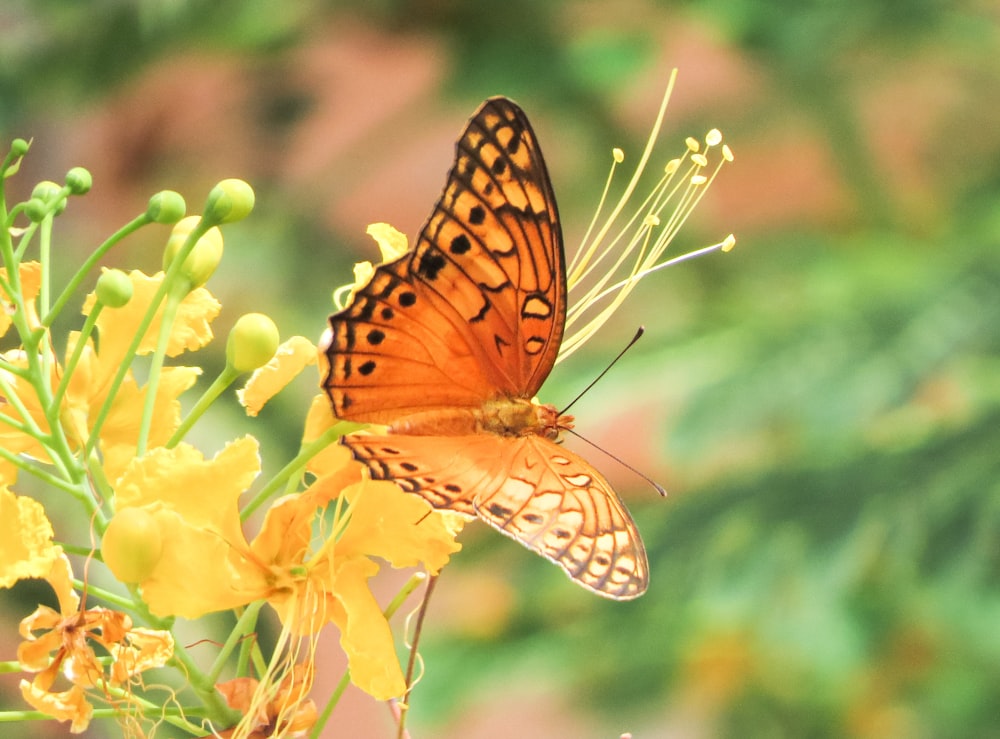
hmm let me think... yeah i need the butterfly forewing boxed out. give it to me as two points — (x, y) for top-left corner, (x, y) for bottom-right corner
(324, 97), (564, 421)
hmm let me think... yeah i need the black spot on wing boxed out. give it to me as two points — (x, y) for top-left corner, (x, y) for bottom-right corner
(449, 234), (471, 255)
(417, 250), (447, 280)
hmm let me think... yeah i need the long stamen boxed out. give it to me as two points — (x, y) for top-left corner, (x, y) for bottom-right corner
(559, 74), (735, 364)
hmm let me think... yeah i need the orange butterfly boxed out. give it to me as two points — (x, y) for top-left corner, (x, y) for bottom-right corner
(322, 98), (648, 600)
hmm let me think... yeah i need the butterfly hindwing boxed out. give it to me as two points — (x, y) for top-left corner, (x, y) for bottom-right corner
(342, 431), (648, 600)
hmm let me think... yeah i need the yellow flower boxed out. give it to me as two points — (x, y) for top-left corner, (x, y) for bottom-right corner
(0, 269), (213, 480)
(115, 406), (462, 700)
(16, 553), (174, 734)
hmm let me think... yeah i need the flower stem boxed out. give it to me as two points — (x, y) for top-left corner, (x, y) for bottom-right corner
(207, 601), (265, 685)
(166, 365), (241, 449)
(240, 424), (351, 521)
(41, 213), (151, 328)
(136, 283), (186, 456)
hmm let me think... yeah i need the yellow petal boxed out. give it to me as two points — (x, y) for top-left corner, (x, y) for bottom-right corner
(98, 365), (201, 481)
(85, 270), (221, 362)
(0, 357), (52, 463)
(0, 487), (62, 588)
(1, 262), (42, 337)
(331, 556), (406, 700)
(237, 335), (317, 417)
(140, 508), (267, 618)
(301, 395), (369, 480)
(336, 479), (462, 575)
(365, 222), (409, 262)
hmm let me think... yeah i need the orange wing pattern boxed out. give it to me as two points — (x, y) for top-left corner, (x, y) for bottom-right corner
(346, 431), (648, 600)
(324, 97), (564, 423)
(322, 97), (649, 600)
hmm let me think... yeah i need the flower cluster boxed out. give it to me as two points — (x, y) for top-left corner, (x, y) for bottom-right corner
(0, 142), (462, 737)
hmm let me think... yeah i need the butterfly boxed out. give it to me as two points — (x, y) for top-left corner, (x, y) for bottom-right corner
(322, 97), (648, 600)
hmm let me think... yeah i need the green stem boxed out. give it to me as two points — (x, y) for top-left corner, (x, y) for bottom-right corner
(37, 212), (53, 323)
(0, 446), (79, 495)
(207, 601), (265, 685)
(50, 303), (102, 414)
(71, 579), (136, 612)
(12, 220), (40, 262)
(312, 671), (352, 739)
(240, 424), (350, 521)
(167, 635), (240, 728)
(41, 213), (152, 328)
(166, 365), (240, 449)
(0, 706), (204, 733)
(86, 220), (212, 455)
(137, 283), (186, 456)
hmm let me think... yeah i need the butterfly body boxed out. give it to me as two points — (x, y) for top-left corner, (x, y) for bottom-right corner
(323, 97), (649, 599)
(384, 397), (568, 439)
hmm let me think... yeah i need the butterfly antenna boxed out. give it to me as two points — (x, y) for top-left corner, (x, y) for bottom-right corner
(559, 326), (645, 416)
(566, 428), (667, 497)
(558, 326), (665, 497)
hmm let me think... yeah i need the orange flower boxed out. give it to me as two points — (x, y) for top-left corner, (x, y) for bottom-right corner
(16, 554), (173, 734)
(214, 666), (318, 738)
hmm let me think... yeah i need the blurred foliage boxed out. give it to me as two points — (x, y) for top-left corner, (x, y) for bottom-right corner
(2, 0), (1000, 737)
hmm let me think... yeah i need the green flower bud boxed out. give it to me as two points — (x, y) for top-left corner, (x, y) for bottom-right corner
(163, 215), (224, 288)
(202, 178), (255, 225)
(147, 190), (186, 224)
(102, 507), (163, 583)
(65, 166), (92, 195)
(227, 312), (280, 373)
(30, 180), (67, 216)
(10, 138), (30, 157)
(94, 268), (133, 308)
(24, 197), (48, 223)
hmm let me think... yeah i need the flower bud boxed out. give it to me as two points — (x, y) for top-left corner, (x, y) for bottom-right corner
(30, 180), (66, 216)
(10, 138), (30, 157)
(202, 178), (255, 225)
(163, 215), (224, 288)
(147, 190), (187, 224)
(24, 197), (48, 223)
(227, 312), (280, 373)
(102, 507), (163, 583)
(65, 166), (92, 195)
(94, 268), (133, 308)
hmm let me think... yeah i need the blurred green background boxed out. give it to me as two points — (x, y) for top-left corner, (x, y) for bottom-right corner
(3, 1), (1000, 737)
